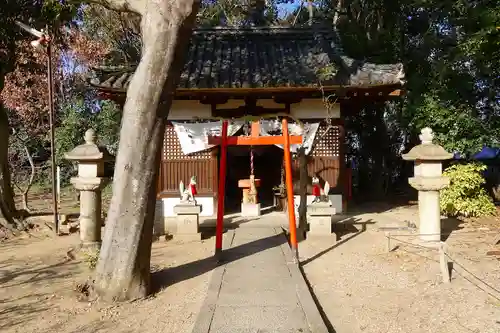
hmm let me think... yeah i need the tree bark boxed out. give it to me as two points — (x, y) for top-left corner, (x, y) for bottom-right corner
(0, 99), (18, 231)
(93, 0), (199, 301)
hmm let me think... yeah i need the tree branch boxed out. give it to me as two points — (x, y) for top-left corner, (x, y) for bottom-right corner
(75, 0), (145, 15)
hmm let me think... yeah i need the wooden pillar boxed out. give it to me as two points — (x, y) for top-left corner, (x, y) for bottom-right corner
(282, 118), (298, 261)
(297, 147), (308, 240)
(215, 121), (229, 258)
(339, 101), (348, 210)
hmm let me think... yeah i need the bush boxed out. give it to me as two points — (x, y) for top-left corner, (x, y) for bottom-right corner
(440, 162), (497, 217)
(82, 248), (100, 270)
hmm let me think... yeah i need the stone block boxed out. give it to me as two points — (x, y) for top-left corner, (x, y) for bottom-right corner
(173, 204), (202, 241)
(173, 204), (202, 215)
(308, 216), (333, 235)
(241, 203), (261, 217)
(176, 213), (200, 235)
(78, 162), (104, 178)
(416, 161), (442, 177)
(307, 204), (336, 216)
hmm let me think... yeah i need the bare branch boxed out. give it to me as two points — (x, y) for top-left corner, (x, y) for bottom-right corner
(21, 144), (35, 213)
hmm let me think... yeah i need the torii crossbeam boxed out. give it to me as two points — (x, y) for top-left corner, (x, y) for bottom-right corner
(208, 118), (302, 262)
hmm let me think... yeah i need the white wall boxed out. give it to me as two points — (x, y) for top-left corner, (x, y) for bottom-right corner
(167, 99), (340, 121)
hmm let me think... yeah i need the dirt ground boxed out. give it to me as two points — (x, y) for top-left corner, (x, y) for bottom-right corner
(1, 190), (499, 333)
(0, 229), (215, 333)
(300, 204), (500, 333)
(2, 186), (215, 333)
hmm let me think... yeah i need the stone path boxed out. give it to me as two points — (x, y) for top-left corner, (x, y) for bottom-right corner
(191, 227), (329, 333)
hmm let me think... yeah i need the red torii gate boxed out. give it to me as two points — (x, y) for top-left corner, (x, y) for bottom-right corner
(208, 118), (302, 261)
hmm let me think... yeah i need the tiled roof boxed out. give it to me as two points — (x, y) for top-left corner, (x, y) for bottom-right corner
(88, 27), (405, 92)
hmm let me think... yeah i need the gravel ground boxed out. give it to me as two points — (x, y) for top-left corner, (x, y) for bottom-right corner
(1, 204), (499, 333)
(300, 205), (500, 333)
(0, 229), (215, 333)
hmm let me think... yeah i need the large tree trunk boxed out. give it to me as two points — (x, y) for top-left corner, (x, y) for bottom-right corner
(93, 1), (199, 301)
(0, 96), (19, 231)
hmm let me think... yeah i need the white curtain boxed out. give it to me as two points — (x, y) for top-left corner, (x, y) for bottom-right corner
(172, 120), (243, 155)
(173, 120), (319, 155)
(260, 120), (320, 155)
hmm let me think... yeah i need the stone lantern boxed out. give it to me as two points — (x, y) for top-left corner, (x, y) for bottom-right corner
(402, 127), (453, 243)
(65, 129), (113, 249)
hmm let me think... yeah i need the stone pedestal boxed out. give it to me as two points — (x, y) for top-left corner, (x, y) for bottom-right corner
(64, 129), (114, 250)
(70, 177), (109, 248)
(307, 204), (337, 236)
(241, 203), (261, 217)
(418, 191), (439, 237)
(409, 177), (450, 242)
(173, 204), (202, 241)
(402, 128), (452, 244)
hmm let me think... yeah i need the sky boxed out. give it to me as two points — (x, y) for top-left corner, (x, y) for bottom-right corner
(277, 0), (302, 18)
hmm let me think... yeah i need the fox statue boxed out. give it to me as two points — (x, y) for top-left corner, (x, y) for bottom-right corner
(311, 176), (330, 204)
(179, 176), (197, 205)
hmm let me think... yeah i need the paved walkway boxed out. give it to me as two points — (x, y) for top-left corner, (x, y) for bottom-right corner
(192, 227), (329, 333)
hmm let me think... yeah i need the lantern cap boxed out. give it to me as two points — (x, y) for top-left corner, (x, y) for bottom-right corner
(402, 127), (453, 161)
(64, 129), (114, 162)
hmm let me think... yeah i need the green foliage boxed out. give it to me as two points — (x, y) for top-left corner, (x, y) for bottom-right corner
(55, 98), (122, 185)
(82, 248), (100, 270)
(410, 94), (500, 156)
(316, 63), (338, 82)
(93, 101), (122, 156)
(440, 163), (497, 218)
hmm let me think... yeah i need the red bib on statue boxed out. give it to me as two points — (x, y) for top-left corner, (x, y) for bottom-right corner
(190, 184), (197, 195)
(312, 184), (321, 197)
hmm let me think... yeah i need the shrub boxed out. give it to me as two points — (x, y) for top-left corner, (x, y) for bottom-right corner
(82, 248), (100, 270)
(440, 162), (497, 217)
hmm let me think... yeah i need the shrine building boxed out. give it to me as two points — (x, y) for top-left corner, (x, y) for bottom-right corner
(88, 27), (404, 229)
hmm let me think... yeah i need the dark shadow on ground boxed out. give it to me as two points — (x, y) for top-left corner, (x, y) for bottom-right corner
(200, 206), (278, 228)
(346, 193), (416, 215)
(332, 217), (376, 241)
(298, 265), (337, 333)
(441, 217), (465, 241)
(0, 259), (76, 288)
(0, 294), (53, 331)
(0, 258), (79, 331)
(45, 318), (121, 333)
(300, 218), (374, 266)
(24, 212), (78, 218)
(151, 231), (286, 293)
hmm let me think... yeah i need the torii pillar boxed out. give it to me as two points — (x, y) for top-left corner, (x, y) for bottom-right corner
(209, 118), (302, 262)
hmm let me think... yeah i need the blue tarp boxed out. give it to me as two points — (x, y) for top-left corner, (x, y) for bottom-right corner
(454, 147), (500, 160)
